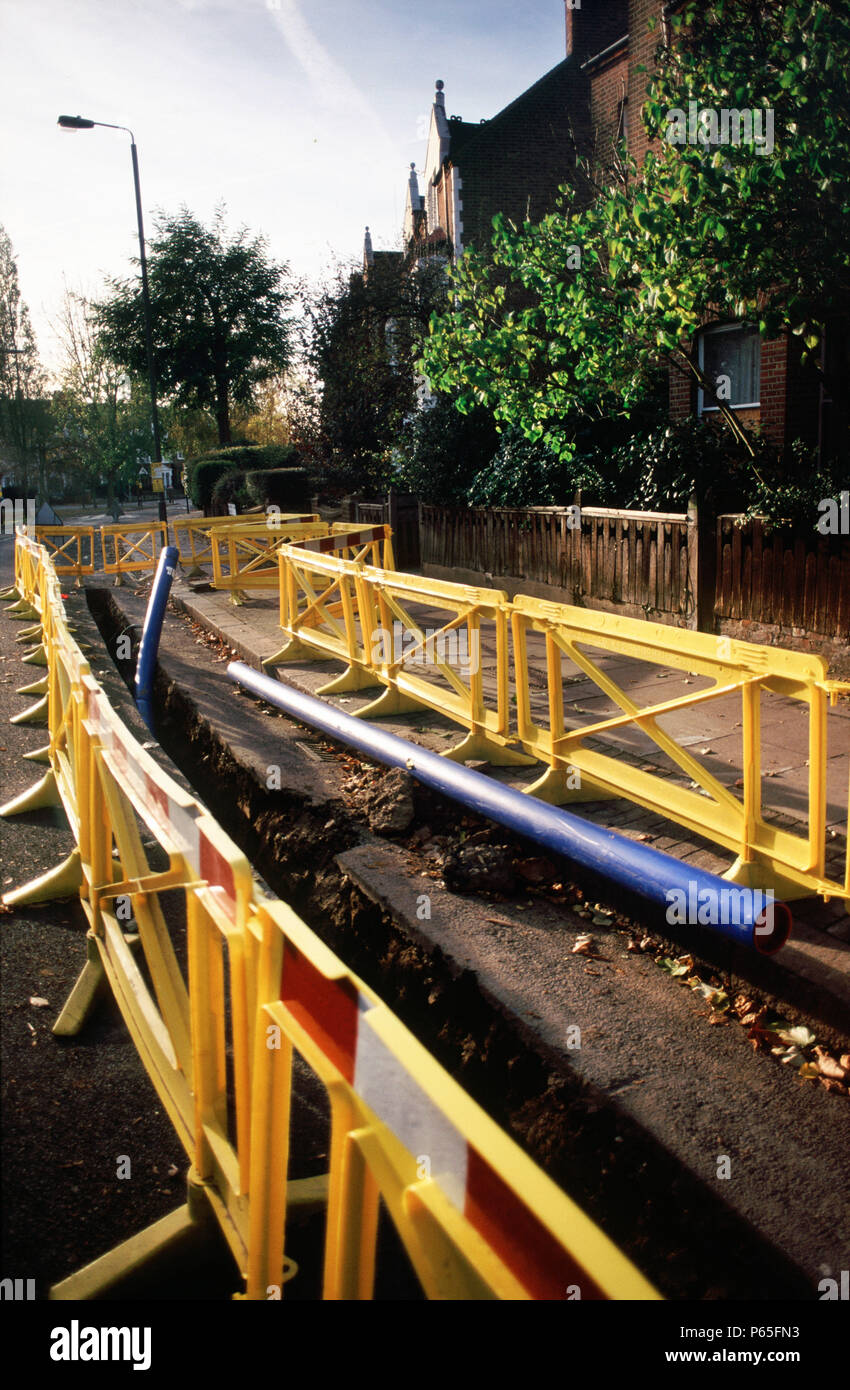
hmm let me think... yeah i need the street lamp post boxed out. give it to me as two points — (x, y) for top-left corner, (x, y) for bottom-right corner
(57, 114), (167, 524)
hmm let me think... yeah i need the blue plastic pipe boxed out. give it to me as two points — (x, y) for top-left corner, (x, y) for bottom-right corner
(135, 545), (179, 732)
(227, 662), (792, 954)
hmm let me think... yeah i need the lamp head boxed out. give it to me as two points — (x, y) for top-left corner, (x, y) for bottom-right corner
(57, 115), (95, 130)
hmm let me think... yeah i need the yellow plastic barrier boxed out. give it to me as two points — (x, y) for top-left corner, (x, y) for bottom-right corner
(270, 533), (532, 765)
(265, 526), (395, 693)
(351, 563), (535, 766)
(35, 526), (96, 584)
(101, 521), (167, 584)
(267, 534), (850, 899)
(1, 528), (659, 1301)
(209, 519), (332, 603)
(172, 512), (320, 579)
(2, 532), (41, 614)
(210, 520), (394, 606)
(247, 907), (656, 1300)
(510, 596), (850, 901)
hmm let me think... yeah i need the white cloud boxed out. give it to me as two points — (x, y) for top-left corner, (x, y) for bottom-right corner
(267, 0), (392, 146)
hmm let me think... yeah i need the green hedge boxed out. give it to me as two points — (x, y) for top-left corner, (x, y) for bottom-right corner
(188, 444), (301, 513)
(210, 468), (252, 514)
(245, 468), (311, 512)
(190, 460), (238, 513)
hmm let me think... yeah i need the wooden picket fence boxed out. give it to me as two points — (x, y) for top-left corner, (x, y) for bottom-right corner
(344, 498), (850, 641)
(419, 504), (695, 625)
(715, 515), (850, 639)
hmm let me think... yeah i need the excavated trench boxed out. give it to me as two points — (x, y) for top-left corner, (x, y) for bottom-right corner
(79, 584), (834, 1301)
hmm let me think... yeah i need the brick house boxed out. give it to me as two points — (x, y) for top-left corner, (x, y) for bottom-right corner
(576, 0), (838, 464)
(375, 0), (839, 465)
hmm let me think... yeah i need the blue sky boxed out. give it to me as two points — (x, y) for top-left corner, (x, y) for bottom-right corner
(0, 0), (566, 371)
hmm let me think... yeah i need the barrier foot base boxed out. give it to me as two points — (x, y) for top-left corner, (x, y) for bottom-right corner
(0, 585), (20, 601)
(16, 675), (48, 696)
(4, 599), (39, 619)
(262, 639), (324, 670)
(442, 733), (537, 767)
(184, 565), (207, 580)
(23, 743), (51, 763)
(0, 768), (62, 816)
(15, 623), (42, 642)
(2, 848), (81, 907)
(523, 766), (620, 805)
(723, 855), (812, 902)
(318, 666), (383, 695)
(21, 643), (47, 666)
(53, 934), (106, 1036)
(49, 1169), (235, 1301)
(10, 694), (49, 726)
(354, 688), (422, 719)
(229, 590), (249, 606)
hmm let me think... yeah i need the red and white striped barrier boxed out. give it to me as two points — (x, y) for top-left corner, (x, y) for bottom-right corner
(279, 936), (607, 1299)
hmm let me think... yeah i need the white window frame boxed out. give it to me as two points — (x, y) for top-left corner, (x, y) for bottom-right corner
(696, 322), (761, 414)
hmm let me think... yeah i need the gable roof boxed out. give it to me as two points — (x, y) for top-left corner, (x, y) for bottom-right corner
(438, 57), (591, 249)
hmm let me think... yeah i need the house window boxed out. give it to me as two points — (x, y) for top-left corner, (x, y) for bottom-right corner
(697, 323), (760, 413)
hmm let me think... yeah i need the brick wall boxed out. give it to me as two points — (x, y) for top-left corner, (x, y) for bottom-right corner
(588, 49), (629, 168)
(669, 355), (692, 422)
(627, 0), (664, 167)
(443, 59), (592, 252)
(758, 338), (788, 448)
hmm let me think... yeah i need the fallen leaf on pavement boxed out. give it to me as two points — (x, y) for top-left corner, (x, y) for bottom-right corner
(814, 1047), (847, 1081)
(516, 857), (556, 884)
(771, 1024), (816, 1048)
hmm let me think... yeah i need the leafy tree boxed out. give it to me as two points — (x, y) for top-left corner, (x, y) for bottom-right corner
(51, 288), (151, 505)
(394, 395), (499, 503)
(231, 369), (322, 461)
(163, 405), (220, 463)
(96, 207), (295, 446)
(467, 431), (577, 508)
(308, 254), (446, 491)
(422, 0), (850, 477)
(0, 224), (49, 498)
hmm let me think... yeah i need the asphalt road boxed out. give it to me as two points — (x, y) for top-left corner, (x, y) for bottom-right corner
(0, 535), (210, 1297)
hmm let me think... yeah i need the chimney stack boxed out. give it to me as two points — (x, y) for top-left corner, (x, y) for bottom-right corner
(565, 0), (628, 63)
